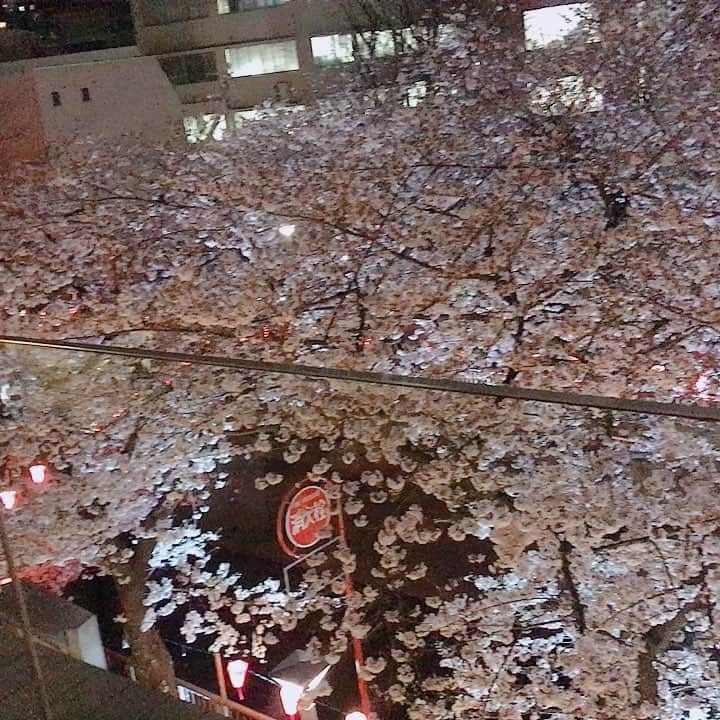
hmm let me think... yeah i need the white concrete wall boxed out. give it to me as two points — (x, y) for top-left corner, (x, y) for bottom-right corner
(66, 616), (108, 670)
(32, 55), (183, 144)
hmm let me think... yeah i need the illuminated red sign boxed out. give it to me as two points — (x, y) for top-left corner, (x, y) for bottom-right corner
(284, 485), (331, 549)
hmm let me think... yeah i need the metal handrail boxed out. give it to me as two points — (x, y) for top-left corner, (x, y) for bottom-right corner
(178, 678), (278, 720)
(104, 648), (276, 720)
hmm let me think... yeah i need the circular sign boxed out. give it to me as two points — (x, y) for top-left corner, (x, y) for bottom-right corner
(284, 485), (331, 549)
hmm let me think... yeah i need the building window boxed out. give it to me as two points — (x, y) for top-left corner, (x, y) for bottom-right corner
(523, 3), (598, 50)
(183, 114), (227, 143)
(311, 34), (355, 65)
(225, 41), (299, 77)
(139, 0), (209, 26)
(356, 29), (405, 59)
(405, 80), (428, 108)
(311, 29), (415, 66)
(234, 105), (304, 125)
(51, 91), (61, 106)
(81, 87), (91, 102)
(217, 0), (289, 13)
(530, 75), (603, 115)
(159, 52), (218, 85)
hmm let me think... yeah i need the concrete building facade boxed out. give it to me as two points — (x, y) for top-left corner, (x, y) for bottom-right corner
(1, 0), (355, 160)
(1, 46), (181, 164)
(130, 0), (360, 139)
(1, 1), (595, 162)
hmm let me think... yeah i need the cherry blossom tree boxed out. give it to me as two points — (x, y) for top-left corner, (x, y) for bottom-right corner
(1, 0), (720, 716)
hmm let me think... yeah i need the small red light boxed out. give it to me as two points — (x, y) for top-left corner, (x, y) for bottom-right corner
(29, 465), (47, 484)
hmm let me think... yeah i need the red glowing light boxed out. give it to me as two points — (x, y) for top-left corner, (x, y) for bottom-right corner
(29, 464), (47, 484)
(227, 659), (250, 699)
(0, 491), (18, 510)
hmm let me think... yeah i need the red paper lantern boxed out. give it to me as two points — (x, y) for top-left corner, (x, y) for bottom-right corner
(0, 490), (18, 510)
(227, 659), (250, 700)
(278, 681), (304, 718)
(29, 465), (47, 485)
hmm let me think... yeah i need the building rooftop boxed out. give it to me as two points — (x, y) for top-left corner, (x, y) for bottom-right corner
(0, 626), (218, 720)
(0, 582), (94, 634)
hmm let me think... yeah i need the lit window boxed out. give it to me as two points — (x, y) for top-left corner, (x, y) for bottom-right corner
(437, 24), (460, 49)
(311, 29), (415, 65)
(356, 29), (398, 59)
(0, 21), (7, 29)
(523, 3), (598, 50)
(235, 109), (263, 123)
(183, 114), (227, 143)
(530, 75), (603, 115)
(217, 0), (288, 13)
(406, 80), (428, 108)
(233, 105), (304, 125)
(225, 41), (299, 77)
(311, 34), (354, 65)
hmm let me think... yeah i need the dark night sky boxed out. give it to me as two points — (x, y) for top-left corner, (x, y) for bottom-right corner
(1, 0), (134, 58)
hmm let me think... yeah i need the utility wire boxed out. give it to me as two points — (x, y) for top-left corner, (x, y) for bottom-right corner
(1, 335), (718, 422)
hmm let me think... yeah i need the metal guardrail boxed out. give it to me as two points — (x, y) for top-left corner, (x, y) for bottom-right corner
(178, 679), (278, 720)
(104, 647), (276, 720)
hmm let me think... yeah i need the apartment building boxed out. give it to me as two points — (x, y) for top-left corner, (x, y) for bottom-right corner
(0, 46), (182, 163)
(131, 0), (376, 141)
(0, 0), (363, 159)
(1, 1), (597, 161)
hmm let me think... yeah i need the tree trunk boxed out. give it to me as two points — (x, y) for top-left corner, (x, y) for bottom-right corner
(114, 537), (177, 695)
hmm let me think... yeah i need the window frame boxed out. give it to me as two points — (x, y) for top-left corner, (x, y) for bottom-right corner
(217, 0), (289, 14)
(522, 2), (599, 51)
(224, 40), (300, 78)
